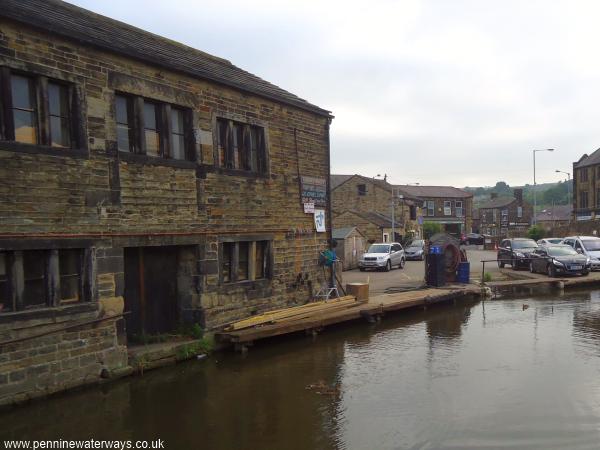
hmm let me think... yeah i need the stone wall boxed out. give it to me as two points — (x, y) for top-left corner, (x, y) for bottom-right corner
(0, 16), (331, 405)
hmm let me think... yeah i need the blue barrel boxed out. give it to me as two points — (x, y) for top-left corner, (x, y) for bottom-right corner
(457, 262), (470, 283)
(430, 246), (442, 254)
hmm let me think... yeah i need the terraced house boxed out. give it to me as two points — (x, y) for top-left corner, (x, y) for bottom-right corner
(573, 149), (600, 221)
(0, 0), (332, 406)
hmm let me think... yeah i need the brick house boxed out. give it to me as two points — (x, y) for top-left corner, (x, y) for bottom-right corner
(331, 174), (421, 242)
(573, 149), (600, 221)
(477, 189), (533, 237)
(397, 185), (473, 236)
(0, 0), (332, 406)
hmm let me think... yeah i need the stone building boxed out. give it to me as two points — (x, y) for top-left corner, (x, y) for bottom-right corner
(573, 149), (600, 221)
(397, 185), (473, 236)
(477, 190), (532, 237)
(331, 174), (421, 242)
(333, 210), (394, 244)
(0, 0), (332, 406)
(534, 205), (572, 232)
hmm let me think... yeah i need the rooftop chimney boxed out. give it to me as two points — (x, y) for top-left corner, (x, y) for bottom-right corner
(514, 188), (523, 203)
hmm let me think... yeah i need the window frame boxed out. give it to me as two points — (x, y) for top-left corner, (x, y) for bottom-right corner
(455, 201), (463, 217)
(0, 244), (95, 316)
(0, 67), (87, 157)
(427, 201), (435, 217)
(113, 92), (196, 164)
(443, 200), (452, 216)
(357, 184), (367, 196)
(213, 115), (269, 177)
(219, 236), (273, 285)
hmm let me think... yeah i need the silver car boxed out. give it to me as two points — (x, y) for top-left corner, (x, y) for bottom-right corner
(358, 242), (406, 272)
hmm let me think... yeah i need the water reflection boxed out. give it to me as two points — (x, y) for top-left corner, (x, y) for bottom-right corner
(4, 294), (600, 449)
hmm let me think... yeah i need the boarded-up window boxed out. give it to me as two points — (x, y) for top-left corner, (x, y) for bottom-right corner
(59, 249), (81, 304)
(22, 250), (47, 309)
(48, 82), (71, 148)
(11, 75), (38, 144)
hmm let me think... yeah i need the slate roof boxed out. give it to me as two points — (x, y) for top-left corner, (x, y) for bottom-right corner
(330, 174), (422, 202)
(575, 148), (600, 168)
(332, 227), (364, 240)
(330, 175), (355, 190)
(1, 0), (331, 117)
(535, 205), (572, 222)
(351, 210), (394, 228)
(477, 197), (516, 209)
(396, 185), (472, 199)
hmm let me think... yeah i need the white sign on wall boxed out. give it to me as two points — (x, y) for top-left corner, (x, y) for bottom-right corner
(304, 202), (315, 214)
(314, 209), (326, 232)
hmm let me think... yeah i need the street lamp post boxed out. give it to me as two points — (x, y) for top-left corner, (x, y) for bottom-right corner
(533, 149), (555, 225)
(555, 169), (571, 206)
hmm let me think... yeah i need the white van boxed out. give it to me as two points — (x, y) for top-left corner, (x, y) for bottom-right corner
(562, 236), (600, 271)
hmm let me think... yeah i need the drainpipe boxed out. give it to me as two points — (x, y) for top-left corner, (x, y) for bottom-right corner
(325, 117), (334, 288)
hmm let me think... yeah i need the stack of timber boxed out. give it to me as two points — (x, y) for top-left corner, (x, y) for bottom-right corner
(224, 296), (363, 331)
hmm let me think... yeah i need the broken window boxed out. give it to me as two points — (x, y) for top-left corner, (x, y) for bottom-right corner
(114, 93), (194, 161)
(0, 69), (82, 150)
(357, 184), (367, 196)
(0, 248), (91, 314)
(215, 118), (267, 174)
(221, 239), (271, 284)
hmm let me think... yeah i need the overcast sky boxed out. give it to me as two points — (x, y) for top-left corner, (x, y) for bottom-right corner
(71, 0), (600, 187)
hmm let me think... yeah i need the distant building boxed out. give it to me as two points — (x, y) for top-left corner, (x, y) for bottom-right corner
(573, 149), (600, 221)
(478, 189), (532, 237)
(534, 205), (572, 231)
(331, 174), (421, 242)
(397, 185), (473, 236)
(333, 210), (395, 244)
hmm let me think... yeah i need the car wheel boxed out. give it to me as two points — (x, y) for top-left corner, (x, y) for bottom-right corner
(547, 264), (556, 278)
(511, 257), (518, 270)
(529, 261), (535, 273)
(582, 270), (589, 276)
(384, 260), (391, 272)
(399, 258), (405, 269)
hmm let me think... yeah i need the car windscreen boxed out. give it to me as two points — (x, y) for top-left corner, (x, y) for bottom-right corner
(547, 246), (579, 257)
(407, 246), (422, 251)
(582, 240), (600, 251)
(512, 240), (538, 249)
(368, 245), (390, 253)
(408, 240), (424, 247)
(548, 239), (563, 244)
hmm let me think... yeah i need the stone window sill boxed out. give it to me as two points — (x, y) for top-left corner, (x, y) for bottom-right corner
(0, 141), (89, 159)
(0, 302), (98, 325)
(118, 151), (197, 169)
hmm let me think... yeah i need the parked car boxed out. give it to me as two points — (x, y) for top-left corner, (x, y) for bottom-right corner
(497, 238), (539, 269)
(404, 239), (425, 260)
(537, 238), (564, 246)
(529, 244), (590, 277)
(461, 233), (485, 245)
(358, 242), (406, 271)
(562, 236), (600, 271)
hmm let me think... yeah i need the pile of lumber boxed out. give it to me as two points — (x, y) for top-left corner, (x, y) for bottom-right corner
(224, 296), (363, 331)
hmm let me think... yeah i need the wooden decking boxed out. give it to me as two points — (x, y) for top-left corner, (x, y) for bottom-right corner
(215, 286), (480, 347)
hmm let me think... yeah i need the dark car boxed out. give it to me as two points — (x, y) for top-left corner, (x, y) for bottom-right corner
(529, 244), (590, 277)
(461, 233), (485, 245)
(497, 238), (539, 270)
(404, 239), (425, 260)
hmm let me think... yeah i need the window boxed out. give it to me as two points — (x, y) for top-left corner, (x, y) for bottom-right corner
(357, 184), (367, 196)
(0, 69), (82, 149)
(444, 201), (452, 216)
(221, 240), (271, 284)
(580, 168), (589, 182)
(581, 191), (589, 209)
(114, 94), (194, 161)
(409, 205), (417, 220)
(115, 94), (134, 152)
(215, 118), (267, 173)
(501, 209), (508, 217)
(455, 201), (463, 217)
(517, 206), (523, 218)
(427, 201), (435, 217)
(0, 248), (88, 313)
(382, 233), (389, 243)
(493, 209), (498, 222)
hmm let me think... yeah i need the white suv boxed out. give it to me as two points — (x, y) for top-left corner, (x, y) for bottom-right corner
(358, 242), (406, 272)
(562, 236), (600, 270)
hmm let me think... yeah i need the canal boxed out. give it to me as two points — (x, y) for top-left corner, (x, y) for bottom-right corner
(4, 291), (600, 449)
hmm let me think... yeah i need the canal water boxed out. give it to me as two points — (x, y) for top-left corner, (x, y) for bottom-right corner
(4, 291), (600, 449)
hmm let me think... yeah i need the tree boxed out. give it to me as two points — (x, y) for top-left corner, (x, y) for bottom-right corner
(527, 225), (545, 241)
(423, 222), (442, 239)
